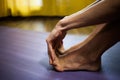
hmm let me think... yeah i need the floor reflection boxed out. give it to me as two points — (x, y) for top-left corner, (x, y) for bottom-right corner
(0, 17), (95, 35)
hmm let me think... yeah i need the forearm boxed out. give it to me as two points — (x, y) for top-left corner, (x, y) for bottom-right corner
(60, 0), (120, 31)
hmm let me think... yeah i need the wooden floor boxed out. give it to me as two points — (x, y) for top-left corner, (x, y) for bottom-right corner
(0, 27), (120, 80)
(0, 17), (95, 34)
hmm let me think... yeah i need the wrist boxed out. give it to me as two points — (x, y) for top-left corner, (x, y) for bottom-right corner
(55, 18), (69, 32)
(57, 15), (85, 31)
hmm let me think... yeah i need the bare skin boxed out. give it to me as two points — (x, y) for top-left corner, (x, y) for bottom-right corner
(46, 0), (120, 72)
(53, 22), (120, 71)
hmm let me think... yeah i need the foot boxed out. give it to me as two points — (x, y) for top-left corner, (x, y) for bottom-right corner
(52, 23), (120, 72)
(53, 42), (101, 72)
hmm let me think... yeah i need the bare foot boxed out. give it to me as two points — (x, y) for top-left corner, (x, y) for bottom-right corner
(52, 23), (120, 72)
(53, 41), (101, 72)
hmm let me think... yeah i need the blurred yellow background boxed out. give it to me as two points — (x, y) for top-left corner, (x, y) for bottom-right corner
(0, 0), (95, 17)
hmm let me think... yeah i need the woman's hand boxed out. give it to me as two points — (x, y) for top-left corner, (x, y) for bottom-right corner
(46, 21), (67, 65)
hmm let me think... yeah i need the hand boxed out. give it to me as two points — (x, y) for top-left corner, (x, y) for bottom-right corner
(46, 22), (67, 65)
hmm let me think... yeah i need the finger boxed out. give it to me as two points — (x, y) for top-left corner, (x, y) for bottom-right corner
(58, 41), (63, 47)
(47, 49), (52, 64)
(47, 42), (56, 63)
(46, 41), (54, 64)
(53, 38), (62, 49)
(48, 50), (54, 64)
(56, 41), (65, 55)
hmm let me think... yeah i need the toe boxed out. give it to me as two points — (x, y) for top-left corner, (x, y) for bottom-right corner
(54, 65), (64, 72)
(52, 59), (64, 72)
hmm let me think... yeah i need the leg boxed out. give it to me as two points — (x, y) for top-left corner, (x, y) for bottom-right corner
(53, 20), (120, 72)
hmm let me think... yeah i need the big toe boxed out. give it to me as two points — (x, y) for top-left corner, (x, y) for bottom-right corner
(52, 60), (64, 72)
(54, 65), (64, 72)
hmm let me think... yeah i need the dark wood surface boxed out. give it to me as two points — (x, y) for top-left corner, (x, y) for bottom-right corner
(0, 26), (120, 80)
(0, 17), (95, 34)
